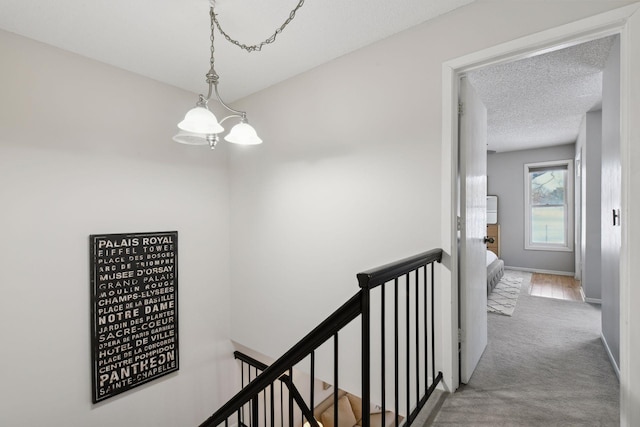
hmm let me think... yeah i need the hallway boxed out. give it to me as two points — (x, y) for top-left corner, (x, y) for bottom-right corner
(432, 271), (619, 426)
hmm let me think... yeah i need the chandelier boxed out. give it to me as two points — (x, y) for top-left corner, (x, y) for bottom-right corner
(174, 0), (306, 149)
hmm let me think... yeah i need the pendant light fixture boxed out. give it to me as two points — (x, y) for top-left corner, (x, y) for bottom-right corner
(174, 0), (306, 149)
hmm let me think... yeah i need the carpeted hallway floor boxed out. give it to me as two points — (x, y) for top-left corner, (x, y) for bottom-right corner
(431, 270), (619, 426)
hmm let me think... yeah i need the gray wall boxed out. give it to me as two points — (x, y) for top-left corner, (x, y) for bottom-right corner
(487, 144), (576, 273)
(601, 36), (621, 368)
(576, 111), (603, 301)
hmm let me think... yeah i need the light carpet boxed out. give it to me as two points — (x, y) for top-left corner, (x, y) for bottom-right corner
(487, 273), (522, 316)
(431, 270), (619, 426)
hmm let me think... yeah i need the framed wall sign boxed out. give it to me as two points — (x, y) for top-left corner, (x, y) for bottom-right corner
(90, 231), (179, 403)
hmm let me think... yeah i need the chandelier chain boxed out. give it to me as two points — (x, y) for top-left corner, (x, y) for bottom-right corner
(212, 0), (306, 53)
(207, 7), (219, 84)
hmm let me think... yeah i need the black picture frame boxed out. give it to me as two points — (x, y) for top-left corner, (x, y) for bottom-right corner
(89, 231), (179, 403)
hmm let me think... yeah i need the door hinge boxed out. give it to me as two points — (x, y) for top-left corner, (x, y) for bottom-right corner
(458, 101), (464, 115)
(458, 328), (463, 343)
(457, 216), (462, 231)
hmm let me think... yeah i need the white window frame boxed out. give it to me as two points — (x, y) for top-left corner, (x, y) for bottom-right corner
(524, 159), (574, 252)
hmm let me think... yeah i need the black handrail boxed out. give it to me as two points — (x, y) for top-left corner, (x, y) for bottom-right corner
(200, 248), (444, 427)
(357, 248), (443, 290)
(234, 351), (269, 371)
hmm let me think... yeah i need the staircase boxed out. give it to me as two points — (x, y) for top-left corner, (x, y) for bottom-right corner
(200, 249), (444, 427)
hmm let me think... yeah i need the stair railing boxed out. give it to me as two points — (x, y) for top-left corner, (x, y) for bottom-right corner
(200, 248), (443, 427)
(358, 249), (444, 426)
(234, 351), (316, 427)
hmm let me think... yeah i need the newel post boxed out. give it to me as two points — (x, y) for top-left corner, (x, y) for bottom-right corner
(359, 274), (371, 427)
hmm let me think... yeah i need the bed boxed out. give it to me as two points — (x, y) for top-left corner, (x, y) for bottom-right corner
(487, 249), (504, 295)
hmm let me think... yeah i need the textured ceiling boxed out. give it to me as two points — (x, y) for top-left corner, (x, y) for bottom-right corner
(0, 0), (473, 101)
(467, 36), (617, 153)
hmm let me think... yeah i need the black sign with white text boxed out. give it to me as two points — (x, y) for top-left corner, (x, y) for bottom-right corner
(90, 231), (179, 403)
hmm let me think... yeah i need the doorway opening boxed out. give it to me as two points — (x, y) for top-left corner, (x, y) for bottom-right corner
(457, 35), (620, 379)
(456, 32), (621, 397)
(440, 3), (639, 422)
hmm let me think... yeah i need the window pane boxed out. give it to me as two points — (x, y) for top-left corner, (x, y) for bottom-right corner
(530, 169), (566, 206)
(531, 206), (565, 244)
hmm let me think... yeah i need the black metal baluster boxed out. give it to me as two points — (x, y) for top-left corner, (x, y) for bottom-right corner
(252, 395), (259, 427)
(270, 383), (275, 427)
(310, 351), (315, 416)
(406, 273), (410, 420)
(249, 368), (255, 427)
(424, 264), (428, 391)
(297, 372), (302, 427)
(264, 381), (267, 427)
(280, 381), (284, 427)
(431, 262), (436, 384)
(362, 286), (370, 427)
(288, 368), (294, 427)
(415, 268), (420, 401)
(394, 278), (399, 427)
(241, 364), (245, 426)
(334, 332), (339, 427)
(381, 284), (386, 427)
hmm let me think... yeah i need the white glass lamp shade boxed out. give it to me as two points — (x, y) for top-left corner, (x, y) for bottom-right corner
(224, 122), (263, 145)
(178, 106), (224, 134)
(172, 131), (209, 146)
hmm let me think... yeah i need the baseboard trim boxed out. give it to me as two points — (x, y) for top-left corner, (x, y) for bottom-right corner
(601, 333), (620, 381)
(504, 266), (574, 276)
(579, 285), (602, 304)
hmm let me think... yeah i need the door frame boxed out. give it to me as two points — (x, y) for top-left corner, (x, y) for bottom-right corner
(440, 3), (640, 423)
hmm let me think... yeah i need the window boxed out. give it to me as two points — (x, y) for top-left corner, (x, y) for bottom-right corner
(524, 160), (573, 251)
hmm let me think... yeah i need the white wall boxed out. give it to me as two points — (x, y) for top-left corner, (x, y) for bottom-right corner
(576, 111), (603, 301)
(227, 22), (444, 397)
(227, 0), (638, 395)
(487, 144), (577, 273)
(0, 30), (237, 426)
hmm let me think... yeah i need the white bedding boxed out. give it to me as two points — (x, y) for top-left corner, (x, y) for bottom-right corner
(486, 249), (504, 294)
(486, 249), (498, 267)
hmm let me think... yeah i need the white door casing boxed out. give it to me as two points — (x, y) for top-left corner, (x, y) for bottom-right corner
(441, 5), (640, 422)
(458, 77), (488, 384)
(619, 6), (640, 425)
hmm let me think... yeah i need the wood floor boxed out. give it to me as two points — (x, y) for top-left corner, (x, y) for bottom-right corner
(529, 273), (583, 302)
